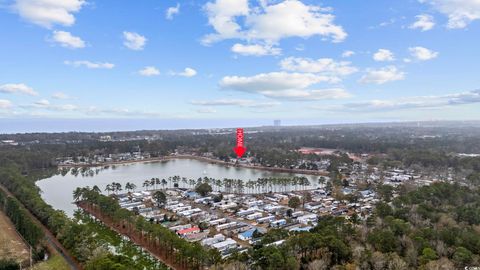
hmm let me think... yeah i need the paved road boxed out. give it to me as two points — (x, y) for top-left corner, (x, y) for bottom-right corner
(0, 184), (81, 270)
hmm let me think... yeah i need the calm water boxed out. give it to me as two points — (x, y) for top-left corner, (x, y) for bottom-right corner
(36, 159), (321, 216)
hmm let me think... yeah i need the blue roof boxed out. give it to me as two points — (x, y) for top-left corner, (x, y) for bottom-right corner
(240, 229), (256, 238)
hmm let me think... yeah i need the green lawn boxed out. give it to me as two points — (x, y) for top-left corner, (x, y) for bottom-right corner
(30, 253), (71, 270)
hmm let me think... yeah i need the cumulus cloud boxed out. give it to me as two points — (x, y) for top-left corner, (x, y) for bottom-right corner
(0, 99), (12, 109)
(231, 43), (281, 56)
(341, 50), (355, 58)
(336, 89), (480, 112)
(123, 31), (147, 50)
(138, 66), (160, 76)
(419, 0), (480, 29)
(202, 0), (346, 45)
(51, 31), (85, 48)
(171, 68), (197, 77)
(13, 0), (85, 28)
(166, 3), (180, 20)
(221, 72), (332, 92)
(409, 46), (439, 61)
(220, 72), (351, 100)
(373, 49), (395, 62)
(409, 14), (435, 31)
(0, 83), (38, 96)
(359, 66), (405, 84)
(202, 0), (249, 43)
(279, 57), (358, 78)
(64, 60), (114, 69)
(180, 67), (197, 77)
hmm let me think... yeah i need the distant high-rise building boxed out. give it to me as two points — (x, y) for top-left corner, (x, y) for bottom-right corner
(274, 120), (281, 127)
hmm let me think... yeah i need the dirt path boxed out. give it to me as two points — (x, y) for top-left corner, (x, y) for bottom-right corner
(0, 210), (30, 265)
(0, 184), (82, 270)
(78, 202), (185, 270)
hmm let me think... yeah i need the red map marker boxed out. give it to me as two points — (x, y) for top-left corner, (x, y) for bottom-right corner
(233, 128), (247, 158)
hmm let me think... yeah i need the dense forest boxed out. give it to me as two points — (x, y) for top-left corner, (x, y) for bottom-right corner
(223, 182), (480, 269)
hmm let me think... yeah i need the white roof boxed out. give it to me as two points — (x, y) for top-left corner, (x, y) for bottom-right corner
(212, 238), (237, 249)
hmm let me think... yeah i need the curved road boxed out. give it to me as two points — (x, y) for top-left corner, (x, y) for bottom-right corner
(0, 184), (81, 270)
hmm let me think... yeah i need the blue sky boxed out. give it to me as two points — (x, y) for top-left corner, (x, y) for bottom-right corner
(1, 0), (480, 130)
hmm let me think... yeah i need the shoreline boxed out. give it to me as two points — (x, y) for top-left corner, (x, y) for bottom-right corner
(58, 155), (329, 176)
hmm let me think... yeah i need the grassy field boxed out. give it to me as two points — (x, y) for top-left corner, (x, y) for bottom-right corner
(30, 253), (71, 270)
(0, 210), (30, 265)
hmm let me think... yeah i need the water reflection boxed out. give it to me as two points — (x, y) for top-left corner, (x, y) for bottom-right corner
(37, 159), (321, 216)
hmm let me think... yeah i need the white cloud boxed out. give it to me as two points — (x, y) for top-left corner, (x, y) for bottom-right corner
(419, 0), (480, 29)
(220, 72), (351, 100)
(197, 108), (217, 113)
(0, 99), (12, 109)
(279, 57), (358, 78)
(359, 66), (405, 84)
(180, 67), (197, 77)
(55, 104), (77, 111)
(25, 100), (78, 111)
(64, 60), (115, 69)
(231, 43), (281, 56)
(171, 68), (197, 77)
(166, 3), (180, 20)
(295, 44), (305, 51)
(203, 0), (249, 44)
(52, 92), (70, 99)
(86, 106), (167, 118)
(13, 0), (85, 28)
(373, 49), (395, 62)
(202, 0), (346, 44)
(245, 0), (347, 43)
(259, 88), (351, 100)
(221, 72), (332, 92)
(123, 31), (147, 50)
(341, 50), (355, 58)
(34, 99), (50, 106)
(191, 99), (250, 106)
(409, 46), (439, 61)
(52, 31), (85, 48)
(138, 66), (160, 76)
(337, 89), (480, 112)
(409, 14), (435, 31)
(378, 18), (396, 28)
(0, 83), (38, 96)
(191, 99), (279, 107)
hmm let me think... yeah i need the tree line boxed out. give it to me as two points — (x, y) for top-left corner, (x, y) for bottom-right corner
(0, 158), (168, 269)
(74, 186), (222, 269)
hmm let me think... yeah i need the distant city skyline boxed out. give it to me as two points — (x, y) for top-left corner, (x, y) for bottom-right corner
(1, 0), (480, 126)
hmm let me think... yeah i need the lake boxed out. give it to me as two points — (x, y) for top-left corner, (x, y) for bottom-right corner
(36, 159), (323, 216)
